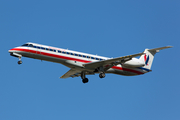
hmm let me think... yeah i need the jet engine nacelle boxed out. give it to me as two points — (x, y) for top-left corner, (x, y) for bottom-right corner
(122, 58), (145, 67)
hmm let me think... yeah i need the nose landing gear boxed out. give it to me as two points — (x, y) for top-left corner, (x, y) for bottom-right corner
(18, 57), (22, 65)
(18, 60), (22, 65)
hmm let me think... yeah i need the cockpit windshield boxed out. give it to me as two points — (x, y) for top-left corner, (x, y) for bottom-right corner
(21, 44), (33, 47)
(21, 44), (29, 46)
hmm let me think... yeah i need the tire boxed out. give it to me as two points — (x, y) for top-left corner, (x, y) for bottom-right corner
(82, 78), (89, 83)
(18, 61), (22, 65)
(99, 73), (105, 78)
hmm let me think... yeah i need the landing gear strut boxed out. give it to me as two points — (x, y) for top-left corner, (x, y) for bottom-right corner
(98, 66), (106, 78)
(81, 72), (89, 83)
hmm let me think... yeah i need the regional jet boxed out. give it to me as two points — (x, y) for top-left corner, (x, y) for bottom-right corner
(8, 43), (172, 83)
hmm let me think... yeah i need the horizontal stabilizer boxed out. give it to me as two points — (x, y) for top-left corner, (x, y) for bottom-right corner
(148, 46), (173, 52)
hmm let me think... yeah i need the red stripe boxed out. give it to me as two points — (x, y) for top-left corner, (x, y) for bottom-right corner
(144, 54), (147, 62)
(10, 48), (144, 75)
(112, 66), (144, 75)
(10, 48), (91, 63)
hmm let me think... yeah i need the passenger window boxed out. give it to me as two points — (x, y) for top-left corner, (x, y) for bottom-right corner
(41, 47), (45, 50)
(37, 46), (40, 49)
(46, 48), (49, 50)
(91, 57), (94, 59)
(71, 53), (74, 55)
(79, 54), (82, 57)
(53, 49), (56, 52)
(58, 50), (61, 53)
(62, 51), (65, 54)
(33, 46), (37, 48)
(83, 55), (86, 58)
(95, 58), (99, 60)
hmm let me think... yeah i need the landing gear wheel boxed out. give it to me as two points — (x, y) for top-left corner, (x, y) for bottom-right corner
(99, 73), (105, 78)
(82, 78), (89, 83)
(18, 60), (22, 65)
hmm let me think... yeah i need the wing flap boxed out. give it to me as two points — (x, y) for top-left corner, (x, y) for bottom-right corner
(60, 69), (82, 79)
(60, 69), (95, 79)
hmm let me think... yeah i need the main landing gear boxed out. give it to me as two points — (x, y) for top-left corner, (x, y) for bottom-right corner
(82, 78), (89, 83)
(81, 72), (89, 83)
(81, 71), (106, 83)
(99, 72), (105, 78)
(98, 67), (105, 79)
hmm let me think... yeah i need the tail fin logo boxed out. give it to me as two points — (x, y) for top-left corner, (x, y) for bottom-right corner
(144, 54), (149, 65)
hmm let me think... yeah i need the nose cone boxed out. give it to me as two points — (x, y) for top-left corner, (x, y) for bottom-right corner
(8, 49), (13, 53)
(8, 47), (18, 53)
(8, 48), (16, 53)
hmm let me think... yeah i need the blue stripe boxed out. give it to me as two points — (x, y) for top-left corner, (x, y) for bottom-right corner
(145, 55), (149, 65)
(138, 67), (151, 72)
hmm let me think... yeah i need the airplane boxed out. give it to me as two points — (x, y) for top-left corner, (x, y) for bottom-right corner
(8, 43), (172, 83)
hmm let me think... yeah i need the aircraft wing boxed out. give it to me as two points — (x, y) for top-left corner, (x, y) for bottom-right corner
(60, 69), (81, 78)
(60, 52), (144, 78)
(60, 69), (94, 79)
(83, 52), (144, 70)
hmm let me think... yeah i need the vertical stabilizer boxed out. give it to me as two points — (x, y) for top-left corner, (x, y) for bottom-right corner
(139, 46), (172, 70)
(139, 49), (156, 69)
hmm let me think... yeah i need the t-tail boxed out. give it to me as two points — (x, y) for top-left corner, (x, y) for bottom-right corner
(139, 46), (173, 70)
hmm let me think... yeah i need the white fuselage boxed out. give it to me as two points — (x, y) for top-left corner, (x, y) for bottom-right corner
(9, 43), (149, 76)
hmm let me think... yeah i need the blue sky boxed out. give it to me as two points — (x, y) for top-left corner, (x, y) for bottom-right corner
(0, 0), (179, 120)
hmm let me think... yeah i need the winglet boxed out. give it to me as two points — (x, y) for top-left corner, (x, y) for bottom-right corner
(60, 75), (65, 78)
